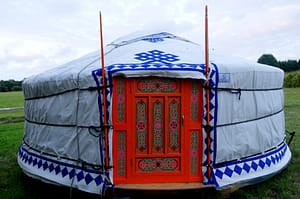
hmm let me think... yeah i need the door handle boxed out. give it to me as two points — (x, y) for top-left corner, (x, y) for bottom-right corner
(181, 114), (184, 126)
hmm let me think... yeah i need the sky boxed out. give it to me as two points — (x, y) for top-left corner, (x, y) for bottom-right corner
(0, 0), (300, 80)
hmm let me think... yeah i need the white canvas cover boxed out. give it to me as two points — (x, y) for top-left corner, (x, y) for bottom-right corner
(18, 32), (291, 194)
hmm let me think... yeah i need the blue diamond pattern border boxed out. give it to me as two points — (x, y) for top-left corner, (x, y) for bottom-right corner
(18, 145), (105, 187)
(214, 142), (288, 180)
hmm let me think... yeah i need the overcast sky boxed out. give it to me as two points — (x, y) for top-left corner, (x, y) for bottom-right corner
(1, 0), (300, 80)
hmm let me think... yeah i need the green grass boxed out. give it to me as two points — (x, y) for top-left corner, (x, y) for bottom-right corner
(0, 91), (24, 124)
(0, 89), (299, 198)
(0, 123), (99, 199)
(0, 122), (25, 198)
(0, 91), (24, 108)
(0, 109), (24, 124)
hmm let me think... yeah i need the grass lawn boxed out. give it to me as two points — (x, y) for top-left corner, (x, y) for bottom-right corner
(0, 89), (299, 198)
(0, 91), (23, 108)
(0, 91), (24, 124)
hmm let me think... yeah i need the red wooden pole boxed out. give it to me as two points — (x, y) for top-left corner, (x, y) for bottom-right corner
(99, 11), (109, 172)
(205, 5), (212, 180)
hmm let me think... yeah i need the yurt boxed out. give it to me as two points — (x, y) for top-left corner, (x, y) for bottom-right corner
(18, 31), (291, 195)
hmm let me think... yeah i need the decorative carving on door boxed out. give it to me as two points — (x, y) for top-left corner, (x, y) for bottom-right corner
(153, 99), (164, 152)
(136, 78), (178, 93)
(136, 99), (147, 153)
(169, 98), (180, 152)
(137, 158), (180, 172)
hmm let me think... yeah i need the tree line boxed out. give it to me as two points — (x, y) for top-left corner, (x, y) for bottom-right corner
(0, 80), (22, 92)
(257, 54), (300, 87)
(257, 54), (300, 72)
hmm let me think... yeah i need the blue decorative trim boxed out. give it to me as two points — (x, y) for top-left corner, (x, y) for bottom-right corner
(215, 141), (286, 169)
(213, 142), (288, 182)
(18, 144), (107, 186)
(106, 63), (206, 74)
(212, 63), (219, 166)
(202, 62), (219, 185)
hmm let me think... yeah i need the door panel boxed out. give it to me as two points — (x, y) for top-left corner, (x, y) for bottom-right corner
(167, 97), (181, 153)
(135, 97), (148, 154)
(152, 97), (164, 154)
(113, 77), (203, 184)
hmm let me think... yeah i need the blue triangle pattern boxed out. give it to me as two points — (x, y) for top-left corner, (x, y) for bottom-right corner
(204, 148), (209, 154)
(259, 160), (265, 169)
(271, 156), (276, 164)
(62, 167), (69, 178)
(251, 161), (258, 171)
(242, 163), (251, 173)
(213, 144), (288, 183)
(18, 146), (106, 187)
(210, 102), (215, 110)
(22, 153), (26, 161)
(266, 158), (271, 167)
(204, 136), (209, 143)
(28, 156), (33, 165)
(204, 103), (215, 111)
(234, 165), (243, 175)
(55, 165), (61, 175)
(38, 159), (43, 168)
(77, 171), (84, 182)
(85, 173), (93, 185)
(215, 169), (224, 179)
(224, 167), (233, 177)
(33, 158), (38, 166)
(203, 113), (214, 122)
(69, 168), (76, 179)
(209, 81), (215, 88)
(49, 163), (54, 173)
(43, 161), (48, 171)
(209, 91), (215, 99)
(94, 175), (103, 186)
(279, 152), (282, 160)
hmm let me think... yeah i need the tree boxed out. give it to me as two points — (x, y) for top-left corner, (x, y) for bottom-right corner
(278, 60), (300, 72)
(0, 80), (22, 92)
(257, 54), (279, 67)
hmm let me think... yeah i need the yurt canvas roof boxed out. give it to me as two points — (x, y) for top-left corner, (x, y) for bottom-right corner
(22, 32), (283, 99)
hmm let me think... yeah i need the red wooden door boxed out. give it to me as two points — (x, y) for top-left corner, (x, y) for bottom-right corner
(113, 77), (203, 184)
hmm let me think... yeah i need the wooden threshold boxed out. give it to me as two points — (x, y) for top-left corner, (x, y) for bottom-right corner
(115, 183), (214, 191)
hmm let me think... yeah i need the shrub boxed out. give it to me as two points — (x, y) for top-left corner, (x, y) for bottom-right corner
(284, 70), (300, 87)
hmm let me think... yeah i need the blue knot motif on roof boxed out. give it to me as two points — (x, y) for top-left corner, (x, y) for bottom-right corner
(134, 50), (180, 64)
